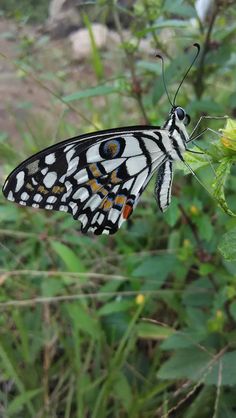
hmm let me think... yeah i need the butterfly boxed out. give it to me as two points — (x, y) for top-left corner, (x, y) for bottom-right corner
(2, 44), (200, 235)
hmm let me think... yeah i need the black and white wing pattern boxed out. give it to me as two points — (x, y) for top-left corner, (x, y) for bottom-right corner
(2, 126), (168, 235)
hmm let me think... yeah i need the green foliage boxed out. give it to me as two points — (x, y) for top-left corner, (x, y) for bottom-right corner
(0, 0), (48, 22)
(1, 0), (236, 417)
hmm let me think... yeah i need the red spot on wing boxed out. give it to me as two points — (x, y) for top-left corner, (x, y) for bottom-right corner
(123, 204), (133, 219)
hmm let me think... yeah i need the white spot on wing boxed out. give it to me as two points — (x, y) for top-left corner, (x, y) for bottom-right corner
(84, 194), (102, 211)
(123, 179), (133, 190)
(65, 157), (80, 178)
(32, 203), (39, 208)
(126, 156), (146, 176)
(59, 205), (68, 212)
(69, 202), (78, 215)
(45, 153), (56, 165)
(66, 148), (75, 163)
(74, 169), (89, 184)
(41, 167), (49, 175)
(101, 159), (124, 172)
(21, 192), (29, 201)
(43, 172), (57, 188)
(108, 208), (120, 223)
(73, 187), (89, 202)
(78, 214), (88, 228)
(47, 196), (57, 204)
(64, 144), (75, 152)
(122, 136), (142, 157)
(131, 169), (149, 195)
(86, 143), (103, 163)
(15, 171), (25, 193)
(7, 191), (15, 201)
(97, 213), (105, 225)
(45, 204), (53, 210)
(34, 194), (43, 202)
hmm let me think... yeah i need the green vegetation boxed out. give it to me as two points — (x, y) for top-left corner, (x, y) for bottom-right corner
(0, 0), (48, 23)
(0, 1), (236, 417)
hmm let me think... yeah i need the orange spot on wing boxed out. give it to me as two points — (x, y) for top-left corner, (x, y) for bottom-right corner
(115, 195), (126, 206)
(123, 204), (133, 219)
(52, 185), (65, 194)
(38, 185), (49, 194)
(89, 163), (101, 178)
(111, 170), (121, 184)
(101, 198), (113, 211)
(87, 179), (101, 192)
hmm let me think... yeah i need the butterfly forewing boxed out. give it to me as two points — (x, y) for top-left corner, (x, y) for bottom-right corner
(2, 126), (167, 234)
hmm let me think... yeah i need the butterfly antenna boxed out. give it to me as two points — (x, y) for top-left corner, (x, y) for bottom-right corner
(173, 43), (200, 106)
(156, 53), (173, 107)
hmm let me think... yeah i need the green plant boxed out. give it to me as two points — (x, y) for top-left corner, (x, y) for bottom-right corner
(1, 1), (236, 417)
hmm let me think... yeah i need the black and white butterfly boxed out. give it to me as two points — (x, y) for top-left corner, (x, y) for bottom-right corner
(2, 44), (200, 235)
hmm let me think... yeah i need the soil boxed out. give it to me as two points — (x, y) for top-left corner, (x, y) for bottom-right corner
(0, 17), (113, 150)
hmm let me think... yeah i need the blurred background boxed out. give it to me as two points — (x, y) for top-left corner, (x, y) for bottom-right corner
(0, 1), (236, 417)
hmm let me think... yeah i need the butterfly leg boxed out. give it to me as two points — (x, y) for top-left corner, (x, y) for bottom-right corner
(188, 115), (228, 142)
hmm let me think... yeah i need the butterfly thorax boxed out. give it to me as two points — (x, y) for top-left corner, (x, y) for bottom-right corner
(162, 106), (190, 161)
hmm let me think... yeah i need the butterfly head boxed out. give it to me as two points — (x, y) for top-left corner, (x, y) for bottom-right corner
(173, 106), (191, 126)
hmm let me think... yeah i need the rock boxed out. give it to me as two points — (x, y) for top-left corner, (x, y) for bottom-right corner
(47, 0), (81, 38)
(195, 0), (214, 23)
(69, 24), (108, 60)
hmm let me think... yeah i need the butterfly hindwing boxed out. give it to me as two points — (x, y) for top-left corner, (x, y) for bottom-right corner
(155, 160), (173, 212)
(2, 126), (168, 234)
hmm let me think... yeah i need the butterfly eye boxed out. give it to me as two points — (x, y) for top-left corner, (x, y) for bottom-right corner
(176, 107), (185, 121)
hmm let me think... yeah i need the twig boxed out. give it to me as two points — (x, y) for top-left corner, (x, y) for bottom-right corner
(212, 358), (222, 418)
(159, 345), (228, 418)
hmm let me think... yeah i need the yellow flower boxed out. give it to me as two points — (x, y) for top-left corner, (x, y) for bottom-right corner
(183, 239), (191, 248)
(220, 118), (236, 151)
(216, 309), (223, 319)
(190, 205), (199, 215)
(136, 294), (145, 305)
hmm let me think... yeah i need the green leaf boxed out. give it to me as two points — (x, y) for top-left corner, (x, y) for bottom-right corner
(218, 229), (236, 260)
(114, 372), (132, 411)
(83, 13), (104, 80)
(184, 147), (210, 172)
(137, 322), (173, 340)
(163, 0), (196, 17)
(136, 19), (189, 37)
(163, 197), (180, 227)
(50, 241), (87, 272)
(7, 389), (42, 415)
(158, 348), (236, 386)
(132, 254), (178, 288)
(229, 301), (236, 321)
(0, 344), (35, 416)
(161, 331), (206, 350)
(212, 157), (236, 217)
(98, 300), (134, 316)
(63, 85), (119, 102)
(195, 214), (213, 242)
(66, 303), (101, 339)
